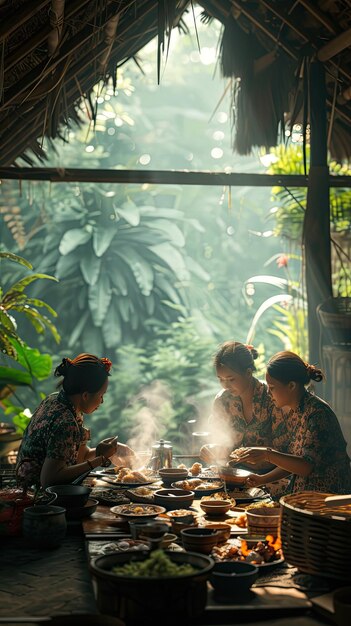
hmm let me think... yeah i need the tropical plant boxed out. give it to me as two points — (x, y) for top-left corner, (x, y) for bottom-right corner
(264, 144), (351, 241)
(244, 252), (307, 358)
(0, 251), (59, 431)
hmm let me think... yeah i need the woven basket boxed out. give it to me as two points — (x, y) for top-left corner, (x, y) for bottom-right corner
(279, 491), (351, 581)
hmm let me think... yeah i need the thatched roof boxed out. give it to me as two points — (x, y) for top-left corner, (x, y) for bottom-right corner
(1, 0), (351, 166)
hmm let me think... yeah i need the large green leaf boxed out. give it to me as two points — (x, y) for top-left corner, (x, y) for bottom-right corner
(59, 229), (92, 255)
(108, 269), (128, 296)
(149, 243), (190, 281)
(21, 298), (58, 318)
(0, 309), (17, 333)
(56, 252), (81, 279)
(102, 303), (122, 347)
(149, 219), (185, 247)
(88, 273), (112, 326)
(116, 201), (140, 226)
(0, 366), (32, 386)
(92, 226), (116, 257)
(115, 247), (154, 296)
(80, 253), (101, 286)
(0, 252), (32, 269)
(68, 310), (90, 347)
(9, 339), (52, 381)
(2, 274), (58, 303)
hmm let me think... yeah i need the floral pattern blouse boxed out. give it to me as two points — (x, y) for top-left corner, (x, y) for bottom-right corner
(286, 390), (351, 494)
(209, 378), (289, 455)
(16, 390), (88, 488)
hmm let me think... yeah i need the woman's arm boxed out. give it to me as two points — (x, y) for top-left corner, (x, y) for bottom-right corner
(246, 466), (291, 487)
(239, 447), (313, 477)
(40, 454), (106, 488)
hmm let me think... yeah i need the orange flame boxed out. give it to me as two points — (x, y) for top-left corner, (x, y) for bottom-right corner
(240, 539), (251, 556)
(265, 534), (282, 551)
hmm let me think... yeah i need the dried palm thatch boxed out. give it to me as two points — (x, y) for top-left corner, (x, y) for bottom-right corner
(1, 0), (351, 166)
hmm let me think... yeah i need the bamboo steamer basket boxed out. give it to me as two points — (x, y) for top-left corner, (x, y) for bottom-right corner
(279, 491), (351, 581)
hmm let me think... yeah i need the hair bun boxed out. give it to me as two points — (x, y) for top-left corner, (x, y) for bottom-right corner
(54, 357), (73, 377)
(306, 364), (324, 382)
(245, 344), (259, 360)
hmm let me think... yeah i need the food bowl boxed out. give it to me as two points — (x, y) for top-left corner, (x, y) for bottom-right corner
(158, 468), (189, 485)
(246, 506), (281, 534)
(65, 498), (99, 520)
(46, 485), (91, 508)
(166, 509), (196, 525)
(160, 533), (178, 548)
(153, 488), (195, 511)
(181, 527), (222, 555)
(201, 521), (231, 542)
(209, 561), (259, 596)
(217, 466), (251, 487)
(90, 549), (214, 626)
(200, 499), (232, 516)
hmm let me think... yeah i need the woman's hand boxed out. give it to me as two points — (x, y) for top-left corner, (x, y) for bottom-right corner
(96, 436), (118, 459)
(237, 447), (270, 465)
(199, 444), (229, 464)
(245, 473), (266, 488)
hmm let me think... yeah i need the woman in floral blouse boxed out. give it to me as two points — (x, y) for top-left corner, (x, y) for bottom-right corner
(200, 342), (288, 476)
(242, 351), (351, 494)
(16, 353), (135, 488)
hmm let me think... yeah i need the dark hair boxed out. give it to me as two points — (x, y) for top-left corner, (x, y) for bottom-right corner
(54, 353), (112, 394)
(214, 341), (258, 374)
(267, 351), (325, 385)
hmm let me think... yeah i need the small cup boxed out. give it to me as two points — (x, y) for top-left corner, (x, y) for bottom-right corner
(333, 587), (351, 626)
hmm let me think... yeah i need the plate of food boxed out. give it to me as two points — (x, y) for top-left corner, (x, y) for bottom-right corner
(211, 535), (283, 571)
(126, 485), (159, 504)
(201, 487), (267, 505)
(175, 462), (220, 480)
(171, 478), (224, 497)
(90, 487), (131, 506)
(110, 503), (166, 519)
(95, 467), (159, 488)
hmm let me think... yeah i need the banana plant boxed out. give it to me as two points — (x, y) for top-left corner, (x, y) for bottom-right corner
(0, 251), (59, 397)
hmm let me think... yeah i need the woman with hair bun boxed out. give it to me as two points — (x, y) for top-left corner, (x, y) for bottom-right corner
(242, 351), (351, 494)
(200, 342), (288, 476)
(16, 353), (135, 489)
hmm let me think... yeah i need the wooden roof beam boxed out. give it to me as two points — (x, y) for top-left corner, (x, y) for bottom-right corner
(0, 167), (349, 188)
(318, 27), (351, 62)
(296, 0), (337, 35)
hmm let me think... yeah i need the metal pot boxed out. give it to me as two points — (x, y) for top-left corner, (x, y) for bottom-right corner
(147, 439), (172, 472)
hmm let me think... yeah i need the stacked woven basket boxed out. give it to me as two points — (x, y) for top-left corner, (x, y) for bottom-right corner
(279, 491), (351, 581)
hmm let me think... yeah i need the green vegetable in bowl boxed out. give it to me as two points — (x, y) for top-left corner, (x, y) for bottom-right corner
(111, 549), (197, 577)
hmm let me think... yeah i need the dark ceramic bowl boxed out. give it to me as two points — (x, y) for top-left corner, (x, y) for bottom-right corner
(153, 488), (195, 511)
(90, 550), (214, 625)
(181, 527), (222, 555)
(209, 561), (259, 596)
(46, 484), (91, 508)
(217, 466), (251, 487)
(158, 468), (189, 485)
(65, 498), (99, 520)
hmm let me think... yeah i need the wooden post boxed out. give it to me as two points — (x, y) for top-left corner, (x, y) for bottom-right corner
(303, 61), (332, 369)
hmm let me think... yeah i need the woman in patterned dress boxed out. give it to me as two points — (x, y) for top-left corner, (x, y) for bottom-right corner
(199, 342), (288, 476)
(16, 353), (135, 489)
(242, 351), (351, 494)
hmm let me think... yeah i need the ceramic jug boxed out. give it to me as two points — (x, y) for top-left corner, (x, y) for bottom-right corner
(22, 504), (67, 549)
(147, 439), (172, 471)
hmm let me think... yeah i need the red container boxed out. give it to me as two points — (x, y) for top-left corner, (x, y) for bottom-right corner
(0, 488), (34, 536)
